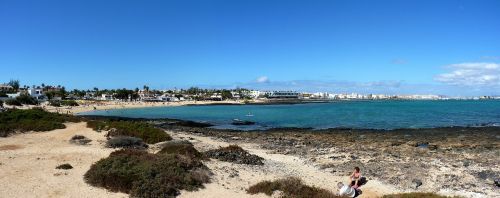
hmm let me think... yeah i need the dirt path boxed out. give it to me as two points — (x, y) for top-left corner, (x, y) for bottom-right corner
(170, 131), (398, 198)
(0, 122), (126, 198)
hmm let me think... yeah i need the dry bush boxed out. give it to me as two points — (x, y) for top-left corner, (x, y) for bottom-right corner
(106, 136), (148, 149)
(247, 177), (341, 198)
(204, 145), (264, 165)
(56, 163), (73, 170)
(85, 145), (211, 197)
(157, 140), (204, 159)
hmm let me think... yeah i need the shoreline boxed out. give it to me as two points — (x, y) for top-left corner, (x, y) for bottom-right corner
(157, 121), (499, 197)
(1, 112), (498, 197)
(76, 114), (500, 132)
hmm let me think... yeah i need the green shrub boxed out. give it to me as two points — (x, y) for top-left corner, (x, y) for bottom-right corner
(0, 108), (80, 137)
(247, 177), (340, 198)
(84, 148), (211, 197)
(86, 120), (108, 131)
(87, 120), (171, 144)
(204, 145), (264, 165)
(15, 94), (38, 105)
(85, 149), (155, 193)
(5, 98), (21, 106)
(157, 141), (204, 159)
(106, 136), (148, 149)
(56, 163), (73, 170)
(382, 193), (461, 198)
(61, 100), (79, 106)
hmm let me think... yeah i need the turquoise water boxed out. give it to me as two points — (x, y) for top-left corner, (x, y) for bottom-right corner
(79, 100), (500, 130)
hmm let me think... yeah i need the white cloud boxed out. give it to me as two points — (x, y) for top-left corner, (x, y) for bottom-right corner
(255, 76), (270, 83)
(435, 62), (500, 86)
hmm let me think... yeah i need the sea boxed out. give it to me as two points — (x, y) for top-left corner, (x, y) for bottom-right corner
(79, 100), (500, 130)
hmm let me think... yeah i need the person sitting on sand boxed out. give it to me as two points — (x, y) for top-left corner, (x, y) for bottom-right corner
(349, 167), (362, 188)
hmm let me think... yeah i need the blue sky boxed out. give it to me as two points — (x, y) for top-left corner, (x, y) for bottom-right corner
(1, 0), (500, 96)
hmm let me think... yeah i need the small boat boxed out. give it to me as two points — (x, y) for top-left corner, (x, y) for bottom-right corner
(232, 119), (255, 125)
(245, 112), (254, 117)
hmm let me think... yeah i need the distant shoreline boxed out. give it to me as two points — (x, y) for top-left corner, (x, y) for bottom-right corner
(76, 114), (500, 132)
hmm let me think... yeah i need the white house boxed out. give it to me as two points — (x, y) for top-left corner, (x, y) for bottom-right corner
(28, 88), (45, 100)
(101, 94), (114, 100)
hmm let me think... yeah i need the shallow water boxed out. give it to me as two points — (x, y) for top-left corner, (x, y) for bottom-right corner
(79, 100), (500, 130)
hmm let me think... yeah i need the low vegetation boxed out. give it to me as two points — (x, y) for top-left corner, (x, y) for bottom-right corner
(0, 108), (80, 137)
(86, 120), (171, 144)
(247, 177), (340, 198)
(106, 136), (148, 149)
(56, 163), (73, 170)
(84, 145), (211, 197)
(5, 98), (22, 106)
(204, 145), (264, 165)
(382, 193), (462, 198)
(157, 140), (204, 160)
(15, 94), (39, 105)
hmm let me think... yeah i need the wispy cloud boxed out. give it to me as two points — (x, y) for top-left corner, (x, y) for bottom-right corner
(255, 76), (270, 83)
(480, 56), (500, 60)
(435, 62), (500, 86)
(391, 59), (407, 65)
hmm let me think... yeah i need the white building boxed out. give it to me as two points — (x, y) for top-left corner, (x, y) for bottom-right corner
(265, 91), (300, 99)
(28, 88), (45, 100)
(0, 84), (14, 92)
(101, 94), (114, 100)
(249, 90), (262, 99)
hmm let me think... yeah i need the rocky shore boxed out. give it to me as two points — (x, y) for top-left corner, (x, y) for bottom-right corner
(157, 121), (500, 197)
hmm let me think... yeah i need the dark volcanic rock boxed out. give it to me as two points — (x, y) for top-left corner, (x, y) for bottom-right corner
(411, 179), (423, 189)
(204, 145), (264, 165)
(69, 135), (92, 145)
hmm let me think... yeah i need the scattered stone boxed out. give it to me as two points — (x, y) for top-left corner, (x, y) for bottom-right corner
(411, 179), (423, 189)
(69, 135), (92, 145)
(105, 136), (148, 149)
(56, 163), (73, 170)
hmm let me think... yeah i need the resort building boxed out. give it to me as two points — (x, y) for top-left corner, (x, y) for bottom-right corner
(100, 94), (114, 101)
(265, 91), (300, 99)
(209, 93), (223, 101)
(0, 84), (14, 92)
(231, 91), (241, 100)
(249, 90), (262, 99)
(27, 87), (45, 100)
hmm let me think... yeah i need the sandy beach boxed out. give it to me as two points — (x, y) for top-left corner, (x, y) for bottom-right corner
(0, 122), (396, 198)
(7, 100), (244, 114)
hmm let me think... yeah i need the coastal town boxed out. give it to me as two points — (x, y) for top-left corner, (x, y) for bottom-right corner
(1, 80), (499, 109)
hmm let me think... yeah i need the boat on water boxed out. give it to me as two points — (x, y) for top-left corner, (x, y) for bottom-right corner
(232, 119), (255, 125)
(245, 112), (254, 117)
